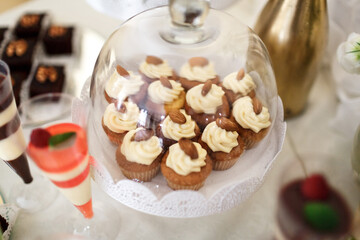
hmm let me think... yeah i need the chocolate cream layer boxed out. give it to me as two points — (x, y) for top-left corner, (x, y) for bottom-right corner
(0, 76), (32, 183)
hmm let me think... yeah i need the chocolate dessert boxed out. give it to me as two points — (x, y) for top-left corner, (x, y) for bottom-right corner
(0, 74), (33, 184)
(29, 64), (65, 97)
(43, 25), (74, 55)
(1, 38), (36, 73)
(14, 13), (46, 39)
(276, 175), (352, 240)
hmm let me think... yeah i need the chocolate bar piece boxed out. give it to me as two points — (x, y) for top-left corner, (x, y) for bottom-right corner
(29, 64), (65, 97)
(14, 13), (46, 39)
(43, 25), (73, 55)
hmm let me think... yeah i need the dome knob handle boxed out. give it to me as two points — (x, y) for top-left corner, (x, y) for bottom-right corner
(169, 0), (210, 28)
(161, 0), (211, 44)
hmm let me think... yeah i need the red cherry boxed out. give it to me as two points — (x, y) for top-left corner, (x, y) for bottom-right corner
(30, 128), (51, 148)
(301, 174), (329, 200)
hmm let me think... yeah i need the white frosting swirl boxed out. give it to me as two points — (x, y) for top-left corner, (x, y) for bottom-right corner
(180, 62), (217, 82)
(105, 70), (145, 100)
(201, 121), (239, 153)
(103, 102), (140, 133)
(186, 84), (224, 114)
(139, 60), (173, 79)
(222, 72), (256, 95)
(148, 80), (184, 104)
(166, 142), (207, 176)
(232, 96), (271, 133)
(337, 32), (360, 74)
(161, 109), (196, 141)
(121, 128), (162, 165)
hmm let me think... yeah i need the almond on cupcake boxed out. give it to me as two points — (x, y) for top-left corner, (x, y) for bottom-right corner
(184, 80), (230, 130)
(161, 138), (212, 190)
(145, 76), (185, 123)
(102, 101), (140, 145)
(139, 55), (177, 83)
(231, 96), (271, 149)
(199, 117), (245, 170)
(156, 109), (201, 149)
(116, 127), (163, 182)
(104, 64), (147, 105)
(220, 68), (256, 104)
(179, 57), (220, 91)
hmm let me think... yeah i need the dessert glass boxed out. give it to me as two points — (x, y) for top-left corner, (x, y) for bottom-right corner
(0, 60), (57, 212)
(27, 122), (119, 239)
(17, 92), (119, 238)
(76, 0), (286, 217)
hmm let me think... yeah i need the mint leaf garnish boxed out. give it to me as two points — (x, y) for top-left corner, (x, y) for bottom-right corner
(49, 132), (76, 147)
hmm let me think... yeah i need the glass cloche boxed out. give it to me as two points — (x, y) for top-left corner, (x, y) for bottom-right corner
(75, 0), (286, 217)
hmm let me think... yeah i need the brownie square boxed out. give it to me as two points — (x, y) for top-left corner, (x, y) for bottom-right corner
(11, 70), (28, 106)
(14, 13), (46, 39)
(1, 38), (36, 73)
(43, 25), (73, 55)
(29, 64), (65, 98)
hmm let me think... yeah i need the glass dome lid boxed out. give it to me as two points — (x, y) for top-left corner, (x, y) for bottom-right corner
(81, 0), (285, 217)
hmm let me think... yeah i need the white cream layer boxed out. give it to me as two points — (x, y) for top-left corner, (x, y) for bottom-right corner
(57, 174), (91, 206)
(201, 121), (239, 153)
(222, 72), (256, 95)
(232, 96), (271, 133)
(139, 60), (173, 79)
(186, 83), (224, 114)
(0, 127), (26, 161)
(180, 62), (216, 82)
(44, 154), (91, 206)
(121, 128), (162, 165)
(148, 80), (184, 104)
(105, 70), (144, 100)
(166, 142), (207, 176)
(0, 100), (17, 127)
(44, 155), (89, 181)
(161, 109), (196, 141)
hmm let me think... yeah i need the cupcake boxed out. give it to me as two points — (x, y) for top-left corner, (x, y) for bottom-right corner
(231, 96), (271, 149)
(145, 76), (185, 122)
(102, 101), (140, 145)
(198, 117), (245, 170)
(139, 55), (177, 83)
(184, 80), (230, 130)
(179, 57), (220, 91)
(104, 65), (147, 105)
(161, 138), (212, 190)
(116, 128), (163, 182)
(156, 109), (201, 149)
(221, 68), (256, 104)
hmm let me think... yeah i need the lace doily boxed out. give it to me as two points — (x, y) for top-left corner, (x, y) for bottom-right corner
(74, 78), (286, 218)
(0, 204), (19, 240)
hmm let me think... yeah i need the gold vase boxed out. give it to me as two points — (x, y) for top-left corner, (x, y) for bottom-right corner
(254, 0), (328, 118)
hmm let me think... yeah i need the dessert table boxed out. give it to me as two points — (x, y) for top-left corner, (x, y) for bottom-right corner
(0, 0), (359, 239)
